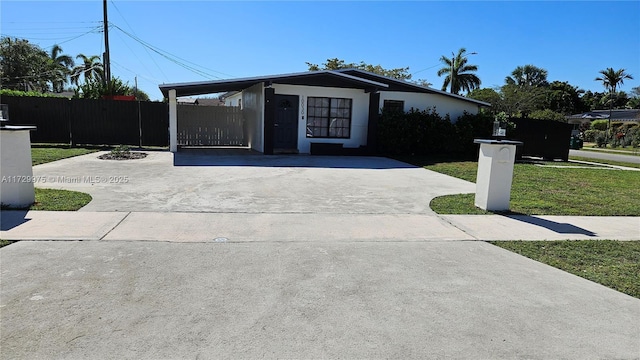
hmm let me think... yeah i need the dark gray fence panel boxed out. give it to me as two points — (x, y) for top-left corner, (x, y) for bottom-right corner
(0, 96), (168, 147)
(2, 96), (70, 143)
(70, 98), (139, 145)
(140, 101), (169, 146)
(511, 118), (573, 161)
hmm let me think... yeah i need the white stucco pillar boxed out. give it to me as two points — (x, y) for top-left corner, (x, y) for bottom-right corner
(169, 89), (177, 152)
(473, 139), (523, 211)
(1, 126), (37, 207)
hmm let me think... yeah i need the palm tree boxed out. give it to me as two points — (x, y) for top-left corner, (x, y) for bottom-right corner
(595, 67), (634, 144)
(71, 54), (104, 86)
(437, 48), (481, 95)
(505, 65), (548, 88)
(48, 44), (74, 92)
(595, 67), (633, 96)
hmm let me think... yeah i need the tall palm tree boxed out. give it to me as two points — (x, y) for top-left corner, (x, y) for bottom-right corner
(595, 67), (634, 143)
(71, 54), (104, 86)
(437, 48), (481, 95)
(505, 65), (548, 88)
(48, 44), (74, 92)
(595, 67), (633, 96)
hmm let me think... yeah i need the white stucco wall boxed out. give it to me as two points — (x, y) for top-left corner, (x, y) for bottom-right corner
(241, 83), (264, 152)
(273, 84), (370, 154)
(225, 92), (243, 108)
(379, 91), (480, 121)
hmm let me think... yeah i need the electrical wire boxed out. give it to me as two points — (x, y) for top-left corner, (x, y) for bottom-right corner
(108, 1), (168, 81)
(111, 23), (233, 80)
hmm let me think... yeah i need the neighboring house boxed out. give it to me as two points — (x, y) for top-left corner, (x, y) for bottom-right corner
(159, 69), (490, 154)
(566, 109), (640, 126)
(220, 91), (242, 107)
(177, 97), (198, 105)
(176, 97), (225, 106)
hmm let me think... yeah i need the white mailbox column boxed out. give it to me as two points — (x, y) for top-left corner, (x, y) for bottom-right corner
(473, 139), (523, 211)
(1, 125), (37, 208)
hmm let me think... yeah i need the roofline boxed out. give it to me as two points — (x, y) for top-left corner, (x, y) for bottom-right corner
(334, 68), (491, 107)
(158, 70), (389, 97)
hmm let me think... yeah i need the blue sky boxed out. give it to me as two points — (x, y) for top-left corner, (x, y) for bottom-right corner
(2, 1), (639, 100)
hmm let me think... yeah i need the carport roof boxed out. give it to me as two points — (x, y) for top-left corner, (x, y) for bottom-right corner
(158, 70), (389, 98)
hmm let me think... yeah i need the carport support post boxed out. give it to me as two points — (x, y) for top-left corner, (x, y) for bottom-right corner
(169, 89), (177, 152)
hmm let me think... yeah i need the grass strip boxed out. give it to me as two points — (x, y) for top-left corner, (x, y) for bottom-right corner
(490, 240), (640, 299)
(570, 156), (640, 169)
(32, 145), (100, 165)
(410, 158), (640, 216)
(31, 188), (92, 211)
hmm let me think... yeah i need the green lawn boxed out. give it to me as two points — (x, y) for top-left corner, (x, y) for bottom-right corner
(580, 144), (639, 156)
(570, 156), (640, 169)
(0, 146), (95, 213)
(31, 188), (92, 211)
(414, 158), (640, 216)
(491, 240), (640, 299)
(31, 144), (100, 165)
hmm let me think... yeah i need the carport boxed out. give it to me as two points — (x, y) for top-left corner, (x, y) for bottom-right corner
(158, 71), (387, 154)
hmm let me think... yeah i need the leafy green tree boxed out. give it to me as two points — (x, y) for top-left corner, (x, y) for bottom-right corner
(580, 91), (605, 111)
(71, 54), (103, 86)
(48, 44), (74, 92)
(0, 37), (51, 92)
(545, 81), (586, 115)
(495, 83), (547, 118)
(627, 86), (640, 109)
(505, 65), (549, 88)
(529, 109), (566, 122)
(306, 58), (412, 80)
(132, 88), (150, 101)
(467, 88), (501, 111)
(74, 76), (133, 99)
(436, 48), (481, 95)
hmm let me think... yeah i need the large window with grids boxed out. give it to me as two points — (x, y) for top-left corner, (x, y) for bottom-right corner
(306, 97), (352, 138)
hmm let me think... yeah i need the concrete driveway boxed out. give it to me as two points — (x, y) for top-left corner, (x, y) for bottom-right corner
(31, 151), (475, 213)
(2, 150), (638, 359)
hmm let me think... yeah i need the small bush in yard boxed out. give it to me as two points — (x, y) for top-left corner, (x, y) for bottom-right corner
(591, 119), (609, 131)
(98, 145), (147, 160)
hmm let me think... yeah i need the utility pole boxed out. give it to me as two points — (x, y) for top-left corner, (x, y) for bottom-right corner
(450, 52), (455, 94)
(103, 0), (111, 94)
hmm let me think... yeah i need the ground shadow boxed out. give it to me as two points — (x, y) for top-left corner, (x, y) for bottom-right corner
(173, 150), (417, 169)
(503, 214), (597, 236)
(1, 210), (30, 231)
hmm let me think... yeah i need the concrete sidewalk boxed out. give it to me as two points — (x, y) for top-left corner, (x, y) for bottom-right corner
(2, 210), (638, 242)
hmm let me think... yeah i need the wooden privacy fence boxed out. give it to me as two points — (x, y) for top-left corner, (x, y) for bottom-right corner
(177, 105), (245, 146)
(1, 96), (169, 146)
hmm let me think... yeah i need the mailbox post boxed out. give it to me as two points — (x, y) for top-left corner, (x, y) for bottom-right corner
(473, 139), (523, 211)
(0, 107), (37, 208)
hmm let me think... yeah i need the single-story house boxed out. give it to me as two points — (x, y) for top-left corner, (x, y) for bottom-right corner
(566, 109), (640, 126)
(159, 69), (490, 154)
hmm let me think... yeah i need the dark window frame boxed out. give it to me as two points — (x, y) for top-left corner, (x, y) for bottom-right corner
(306, 96), (353, 139)
(383, 100), (405, 113)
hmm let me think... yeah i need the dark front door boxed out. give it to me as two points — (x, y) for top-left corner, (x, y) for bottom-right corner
(274, 94), (299, 151)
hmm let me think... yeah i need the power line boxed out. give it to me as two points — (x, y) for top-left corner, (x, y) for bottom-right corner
(109, 0), (168, 81)
(110, 23), (233, 79)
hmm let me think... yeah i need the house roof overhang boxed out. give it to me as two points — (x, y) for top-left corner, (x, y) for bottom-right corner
(159, 70), (389, 98)
(334, 69), (491, 107)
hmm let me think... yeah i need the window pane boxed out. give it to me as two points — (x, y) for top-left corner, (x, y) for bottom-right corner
(321, 98), (329, 107)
